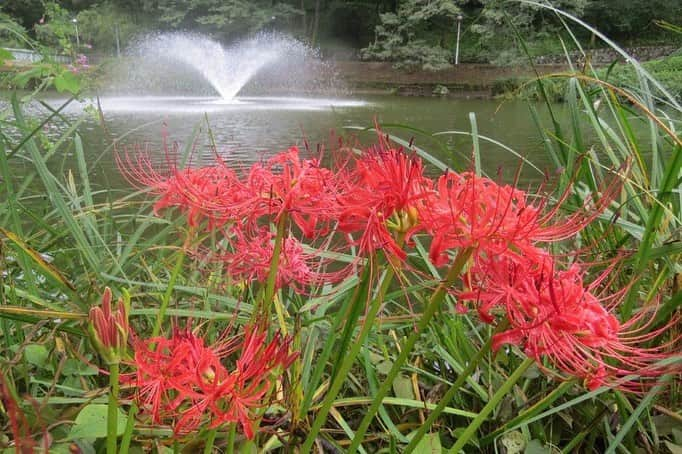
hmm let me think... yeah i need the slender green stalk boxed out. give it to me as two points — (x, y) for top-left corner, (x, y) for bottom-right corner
(203, 428), (218, 454)
(0, 137), (39, 297)
(480, 379), (575, 446)
(152, 247), (186, 337)
(404, 321), (508, 453)
(447, 357), (534, 453)
(119, 403), (138, 454)
(298, 266), (372, 419)
(226, 423), (237, 454)
(623, 146), (682, 316)
(107, 362), (120, 454)
(562, 406), (609, 453)
(301, 253), (399, 452)
(260, 213), (288, 317)
(347, 247), (473, 453)
(604, 375), (672, 454)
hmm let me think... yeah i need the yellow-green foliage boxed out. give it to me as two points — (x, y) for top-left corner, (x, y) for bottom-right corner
(604, 54), (682, 100)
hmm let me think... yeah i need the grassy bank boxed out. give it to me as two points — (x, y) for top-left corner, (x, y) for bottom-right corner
(496, 52), (682, 102)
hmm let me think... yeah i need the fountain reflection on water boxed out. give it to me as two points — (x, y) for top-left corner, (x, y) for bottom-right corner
(92, 95), (366, 114)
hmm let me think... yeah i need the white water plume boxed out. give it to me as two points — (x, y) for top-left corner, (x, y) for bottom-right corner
(126, 32), (334, 99)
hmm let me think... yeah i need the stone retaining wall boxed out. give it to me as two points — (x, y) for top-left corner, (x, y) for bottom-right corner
(334, 61), (566, 96)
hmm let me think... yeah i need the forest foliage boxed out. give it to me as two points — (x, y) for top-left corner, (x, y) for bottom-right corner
(1, 0), (681, 66)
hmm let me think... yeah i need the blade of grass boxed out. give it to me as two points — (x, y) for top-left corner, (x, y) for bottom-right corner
(361, 339), (408, 443)
(604, 375), (674, 454)
(468, 112), (481, 176)
(11, 94), (102, 279)
(519, 0), (681, 110)
(0, 226), (77, 293)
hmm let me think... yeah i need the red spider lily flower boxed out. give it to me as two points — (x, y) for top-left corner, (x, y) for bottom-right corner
(235, 147), (347, 236)
(162, 165), (248, 229)
(125, 324), (297, 438)
(118, 145), (348, 237)
(125, 329), (234, 430)
(337, 145), (430, 259)
(422, 170), (622, 267)
(88, 287), (130, 364)
(457, 247), (555, 323)
(423, 171), (549, 266)
(460, 254), (681, 391)
(116, 148), (250, 229)
(209, 327), (297, 438)
(0, 372), (37, 453)
(219, 226), (348, 293)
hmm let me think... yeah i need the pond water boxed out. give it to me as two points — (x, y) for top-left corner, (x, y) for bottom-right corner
(6, 93), (568, 190)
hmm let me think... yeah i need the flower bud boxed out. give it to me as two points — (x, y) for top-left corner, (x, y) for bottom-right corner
(88, 287), (130, 364)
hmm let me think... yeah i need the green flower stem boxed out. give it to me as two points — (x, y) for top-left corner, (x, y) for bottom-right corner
(152, 247), (186, 337)
(403, 320), (509, 454)
(107, 362), (120, 454)
(298, 264), (372, 420)
(261, 213), (288, 318)
(226, 423), (237, 454)
(480, 379), (575, 447)
(347, 247), (473, 454)
(203, 428), (217, 454)
(301, 249), (401, 452)
(119, 403), (138, 454)
(447, 357), (535, 453)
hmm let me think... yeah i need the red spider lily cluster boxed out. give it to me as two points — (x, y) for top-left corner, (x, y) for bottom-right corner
(123, 325), (296, 438)
(88, 289), (297, 439)
(117, 133), (679, 403)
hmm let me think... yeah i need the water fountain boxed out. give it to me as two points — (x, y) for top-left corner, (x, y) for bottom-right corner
(97, 32), (365, 113)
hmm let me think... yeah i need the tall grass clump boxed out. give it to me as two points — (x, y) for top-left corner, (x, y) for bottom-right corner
(1, 5), (681, 454)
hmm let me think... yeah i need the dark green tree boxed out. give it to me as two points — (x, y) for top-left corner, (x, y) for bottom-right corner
(468, 0), (587, 64)
(151, 0), (302, 40)
(362, 0), (462, 69)
(75, 2), (147, 53)
(1, 0), (44, 31)
(583, 0), (682, 39)
(34, 1), (79, 55)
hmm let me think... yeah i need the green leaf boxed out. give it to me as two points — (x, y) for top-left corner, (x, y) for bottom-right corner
(239, 440), (258, 454)
(673, 428), (682, 445)
(499, 431), (526, 454)
(24, 344), (49, 368)
(61, 376), (87, 397)
(0, 227), (76, 291)
(67, 404), (127, 440)
(63, 358), (98, 376)
(43, 442), (95, 454)
(413, 433), (442, 454)
(665, 441), (682, 454)
(0, 48), (12, 65)
(54, 70), (80, 94)
(392, 374), (414, 400)
(376, 360), (393, 375)
(524, 439), (552, 454)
